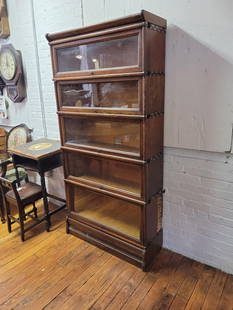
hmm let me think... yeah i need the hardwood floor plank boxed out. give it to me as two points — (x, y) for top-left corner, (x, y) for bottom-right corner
(136, 252), (183, 310)
(0, 206), (66, 269)
(168, 261), (203, 310)
(44, 252), (111, 309)
(90, 264), (137, 310)
(0, 231), (67, 288)
(11, 245), (107, 310)
(0, 227), (59, 267)
(0, 231), (75, 278)
(184, 264), (216, 310)
(202, 269), (228, 310)
(217, 275), (233, 310)
(0, 237), (84, 308)
(0, 211), (231, 310)
(0, 234), (82, 307)
(104, 267), (146, 310)
(121, 249), (174, 310)
(60, 257), (126, 310)
(151, 256), (194, 310)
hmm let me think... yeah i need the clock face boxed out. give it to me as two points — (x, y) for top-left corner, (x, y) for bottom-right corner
(0, 50), (16, 80)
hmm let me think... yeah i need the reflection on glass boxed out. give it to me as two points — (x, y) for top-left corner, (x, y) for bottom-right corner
(64, 117), (141, 156)
(67, 152), (142, 196)
(57, 35), (138, 73)
(60, 80), (139, 110)
(73, 186), (140, 239)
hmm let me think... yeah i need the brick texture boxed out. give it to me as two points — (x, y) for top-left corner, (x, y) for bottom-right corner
(164, 147), (233, 274)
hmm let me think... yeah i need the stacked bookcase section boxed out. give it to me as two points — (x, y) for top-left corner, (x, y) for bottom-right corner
(47, 10), (166, 270)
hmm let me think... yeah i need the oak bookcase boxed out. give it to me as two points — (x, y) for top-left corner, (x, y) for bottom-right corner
(47, 10), (166, 270)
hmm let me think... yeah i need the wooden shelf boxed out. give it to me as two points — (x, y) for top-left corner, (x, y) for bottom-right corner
(74, 189), (140, 240)
(75, 175), (140, 196)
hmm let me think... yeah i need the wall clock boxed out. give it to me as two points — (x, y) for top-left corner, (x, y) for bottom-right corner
(0, 44), (26, 102)
(0, 0), (10, 38)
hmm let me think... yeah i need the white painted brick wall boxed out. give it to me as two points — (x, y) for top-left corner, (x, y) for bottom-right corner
(164, 147), (233, 274)
(33, 0), (83, 140)
(0, 0), (44, 136)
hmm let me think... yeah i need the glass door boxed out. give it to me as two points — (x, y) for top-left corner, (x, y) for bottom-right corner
(62, 116), (142, 157)
(65, 151), (143, 198)
(70, 185), (141, 241)
(54, 31), (141, 76)
(57, 78), (142, 113)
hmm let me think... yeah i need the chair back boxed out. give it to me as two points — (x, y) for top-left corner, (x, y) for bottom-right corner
(0, 175), (26, 207)
(0, 128), (7, 160)
(7, 124), (32, 152)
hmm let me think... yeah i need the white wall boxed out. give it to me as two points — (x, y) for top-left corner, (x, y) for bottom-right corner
(0, 0), (44, 136)
(82, 0), (233, 153)
(1, 0), (233, 274)
(164, 148), (233, 274)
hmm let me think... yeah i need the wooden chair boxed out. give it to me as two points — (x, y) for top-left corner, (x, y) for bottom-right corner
(0, 127), (7, 160)
(0, 124), (32, 222)
(0, 127), (8, 222)
(0, 174), (43, 241)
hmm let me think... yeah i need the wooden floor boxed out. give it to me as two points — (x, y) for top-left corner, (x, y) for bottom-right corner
(0, 205), (232, 310)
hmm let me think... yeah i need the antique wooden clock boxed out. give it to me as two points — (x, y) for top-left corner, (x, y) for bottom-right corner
(0, 44), (26, 102)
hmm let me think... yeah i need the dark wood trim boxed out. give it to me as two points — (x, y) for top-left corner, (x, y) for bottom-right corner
(65, 178), (146, 205)
(49, 22), (144, 46)
(61, 146), (146, 164)
(53, 71), (145, 81)
(67, 217), (162, 270)
(57, 110), (146, 119)
(46, 10), (166, 43)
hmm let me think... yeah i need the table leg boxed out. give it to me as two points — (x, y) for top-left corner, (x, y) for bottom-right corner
(39, 171), (51, 231)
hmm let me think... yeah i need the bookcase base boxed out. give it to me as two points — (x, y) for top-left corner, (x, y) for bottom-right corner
(67, 217), (162, 271)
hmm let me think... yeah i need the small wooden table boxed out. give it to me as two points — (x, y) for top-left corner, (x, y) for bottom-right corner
(9, 138), (66, 230)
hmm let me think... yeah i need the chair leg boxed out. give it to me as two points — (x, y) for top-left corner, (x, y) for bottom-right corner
(19, 211), (25, 242)
(5, 202), (12, 233)
(23, 209), (27, 221)
(0, 194), (5, 223)
(32, 202), (38, 218)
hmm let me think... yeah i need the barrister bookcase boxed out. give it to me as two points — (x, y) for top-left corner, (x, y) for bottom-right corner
(46, 10), (166, 271)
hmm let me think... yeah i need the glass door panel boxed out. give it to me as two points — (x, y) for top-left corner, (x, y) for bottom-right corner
(67, 152), (142, 197)
(72, 186), (141, 240)
(63, 117), (141, 157)
(59, 80), (139, 111)
(56, 35), (139, 73)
